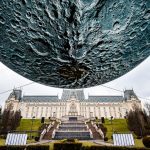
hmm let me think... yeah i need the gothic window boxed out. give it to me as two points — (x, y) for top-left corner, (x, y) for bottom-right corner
(69, 102), (78, 116)
(99, 107), (101, 116)
(31, 107), (34, 117)
(46, 107), (48, 117)
(36, 107), (39, 118)
(41, 107), (43, 117)
(26, 107), (29, 118)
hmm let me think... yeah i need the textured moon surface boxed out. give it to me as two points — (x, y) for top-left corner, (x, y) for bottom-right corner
(0, 0), (150, 88)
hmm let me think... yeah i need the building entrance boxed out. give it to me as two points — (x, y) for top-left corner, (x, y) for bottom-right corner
(68, 102), (78, 116)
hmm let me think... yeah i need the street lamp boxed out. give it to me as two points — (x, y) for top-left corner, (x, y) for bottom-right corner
(19, 116), (22, 132)
(110, 116), (113, 132)
(30, 116), (35, 139)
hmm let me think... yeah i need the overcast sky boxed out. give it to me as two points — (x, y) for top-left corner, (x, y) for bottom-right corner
(0, 56), (150, 107)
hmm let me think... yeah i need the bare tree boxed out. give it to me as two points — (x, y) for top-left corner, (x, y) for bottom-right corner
(145, 103), (150, 116)
(0, 109), (21, 135)
(127, 104), (150, 136)
(11, 110), (21, 130)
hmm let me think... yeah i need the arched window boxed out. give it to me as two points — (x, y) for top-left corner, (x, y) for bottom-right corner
(68, 103), (78, 116)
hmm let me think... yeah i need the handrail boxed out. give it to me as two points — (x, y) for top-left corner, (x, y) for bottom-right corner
(47, 124), (52, 132)
(52, 129), (56, 139)
(39, 129), (47, 141)
(89, 129), (93, 138)
(92, 122), (104, 139)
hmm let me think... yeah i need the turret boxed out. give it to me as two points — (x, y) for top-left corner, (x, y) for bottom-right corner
(124, 89), (139, 101)
(123, 89), (141, 110)
(5, 89), (22, 111)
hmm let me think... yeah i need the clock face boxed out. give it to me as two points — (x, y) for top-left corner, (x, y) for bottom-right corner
(0, 0), (150, 88)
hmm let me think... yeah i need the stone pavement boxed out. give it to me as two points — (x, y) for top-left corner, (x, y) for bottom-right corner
(92, 140), (113, 146)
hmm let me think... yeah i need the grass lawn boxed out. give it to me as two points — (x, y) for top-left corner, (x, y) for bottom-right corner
(0, 119), (42, 145)
(0, 139), (5, 145)
(102, 119), (144, 147)
(81, 141), (99, 147)
(16, 119), (43, 137)
(134, 139), (144, 147)
(102, 119), (130, 140)
(0, 119), (145, 148)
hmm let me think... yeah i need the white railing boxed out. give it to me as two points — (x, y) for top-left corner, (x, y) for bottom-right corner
(47, 124), (52, 132)
(86, 124), (89, 130)
(52, 129), (56, 139)
(39, 129), (47, 141)
(51, 121), (54, 126)
(97, 128), (104, 139)
(89, 129), (93, 138)
(92, 122), (104, 139)
(56, 124), (59, 130)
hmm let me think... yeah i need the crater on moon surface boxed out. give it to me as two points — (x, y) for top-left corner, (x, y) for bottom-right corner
(0, 0), (150, 88)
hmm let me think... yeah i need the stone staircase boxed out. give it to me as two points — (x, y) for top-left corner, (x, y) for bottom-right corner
(87, 122), (102, 139)
(42, 121), (59, 140)
(53, 119), (92, 140)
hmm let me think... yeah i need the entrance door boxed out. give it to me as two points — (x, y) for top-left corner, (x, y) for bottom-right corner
(68, 103), (78, 116)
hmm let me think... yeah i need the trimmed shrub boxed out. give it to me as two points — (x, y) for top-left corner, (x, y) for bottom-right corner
(26, 145), (49, 150)
(99, 123), (107, 137)
(104, 137), (108, 141)
(142, 136), (150, 148)
(0, 146), (49, 150)
(54, 143), (82, 150)
(0, 146), (26, 150)
(34, 136), (40, 141)
(0, 146), (7, 150)
(136, 136), (142, 139)
(82, 146), (150, 150)
(0, 145), (150, 150)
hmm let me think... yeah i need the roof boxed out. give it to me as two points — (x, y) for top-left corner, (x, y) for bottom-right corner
(8, 89), (22, 101)
(61, 89), (85, 101)
(21, 95), (59, 102)
(87, 96), (123, 102)
(124, 90), (138, 101)
(9, 89), (138, 103)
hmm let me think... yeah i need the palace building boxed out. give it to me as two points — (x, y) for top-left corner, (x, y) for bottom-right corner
(4, 89), (141, 119)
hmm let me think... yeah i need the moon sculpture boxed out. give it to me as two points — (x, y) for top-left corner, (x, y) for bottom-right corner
(0, 0), (150, 88)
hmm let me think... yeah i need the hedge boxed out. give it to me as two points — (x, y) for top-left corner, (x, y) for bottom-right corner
(0, 145), (49, 150)
(0, 146), (26, 150)
(26, 145), (49, 150)
(142, 136), (150, 148)
(82, 146), (150, 150)
(54, 143), (82, 150)
(0, 145), (150, 150)
(54, 144), (150, 150)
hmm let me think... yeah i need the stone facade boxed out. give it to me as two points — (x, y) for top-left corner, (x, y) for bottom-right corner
(4, 89), (141, 119)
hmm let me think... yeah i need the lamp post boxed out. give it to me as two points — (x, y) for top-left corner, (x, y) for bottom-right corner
(110, 116), (113, 132)
(30, 116), (35, 139)
(19, 116), (22, 132)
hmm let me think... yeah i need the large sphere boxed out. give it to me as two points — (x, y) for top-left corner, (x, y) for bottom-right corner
(0, 0), (150, 88)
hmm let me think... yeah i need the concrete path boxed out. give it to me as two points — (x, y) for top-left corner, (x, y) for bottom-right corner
(92, 140), (113, 146)
(26, 140), (53, 145)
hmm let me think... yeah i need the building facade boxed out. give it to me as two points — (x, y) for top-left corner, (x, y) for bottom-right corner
(5, 89), (141, 119)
